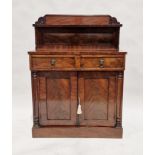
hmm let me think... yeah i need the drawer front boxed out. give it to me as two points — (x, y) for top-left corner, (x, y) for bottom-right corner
(31, 56), (75, 70)
(81, 57), (124, 69)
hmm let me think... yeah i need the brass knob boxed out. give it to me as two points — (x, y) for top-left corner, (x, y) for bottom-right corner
(51, 58), (56, 66)
(99, 58), (104, 68)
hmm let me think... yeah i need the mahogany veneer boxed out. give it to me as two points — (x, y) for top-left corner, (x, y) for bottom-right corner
(28, 15), (126, 138)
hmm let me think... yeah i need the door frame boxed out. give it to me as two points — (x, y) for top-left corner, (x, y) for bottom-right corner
(78, 72), (116, 127)
(38, 71), (78, 126)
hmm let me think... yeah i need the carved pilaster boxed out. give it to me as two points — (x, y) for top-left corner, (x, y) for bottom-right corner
(116, 72), (124, 128)
(32, 72), (40, 128)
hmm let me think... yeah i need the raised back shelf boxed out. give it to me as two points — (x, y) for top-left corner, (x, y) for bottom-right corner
(33, 15), (122, 50)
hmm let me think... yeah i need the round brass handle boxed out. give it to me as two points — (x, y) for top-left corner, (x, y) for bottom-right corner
(51, 58), (56, 66)
(99, 58), (104, 68)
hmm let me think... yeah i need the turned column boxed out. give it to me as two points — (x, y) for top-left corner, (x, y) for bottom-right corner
(31, 72), (40, 128)
(116, 72), (124, 128)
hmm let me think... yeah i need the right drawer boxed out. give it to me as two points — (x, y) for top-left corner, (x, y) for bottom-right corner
(81, 56), (125, 69)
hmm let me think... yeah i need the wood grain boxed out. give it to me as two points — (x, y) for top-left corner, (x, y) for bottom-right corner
(29, 15), (126, 138)
(34, 15), (121, 26)
(38, 72), (77, 126)
(32, 126), (123, 138)
(43, 33), (114, 46)
(34, 15), (121, 50)
(29, 53), (126, 71)
(46, 78), (70, 120)
(78, 72), (116, 126)
(81, 57), (124, 68)
(31, 56), (75, 69)
(116, 72), (124, 127)
(31, 72), (39, 127)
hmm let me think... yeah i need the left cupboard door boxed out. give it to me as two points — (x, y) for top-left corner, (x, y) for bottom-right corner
(37, 71), (77, 126)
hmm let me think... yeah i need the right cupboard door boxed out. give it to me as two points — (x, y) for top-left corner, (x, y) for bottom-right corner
(78, 72), (117, 127)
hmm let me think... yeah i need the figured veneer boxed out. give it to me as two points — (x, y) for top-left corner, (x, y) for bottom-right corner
(34, 15), (121, 26)
(29, 52), (126, 71)
(31, 56), (75, 69)
(28, 15), (126, 138)
(38, 72), (77, 126)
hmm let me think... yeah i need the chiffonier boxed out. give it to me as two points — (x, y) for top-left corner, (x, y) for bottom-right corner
(28, 15), (126, 138)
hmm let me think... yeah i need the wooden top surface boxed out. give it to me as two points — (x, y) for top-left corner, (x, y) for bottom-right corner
(28, 50), (127, 55)
(33, 15), (122, 27)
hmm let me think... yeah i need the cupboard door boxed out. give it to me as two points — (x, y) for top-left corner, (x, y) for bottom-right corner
(78, 72), (116, 126)
(38, 71), (77, 126)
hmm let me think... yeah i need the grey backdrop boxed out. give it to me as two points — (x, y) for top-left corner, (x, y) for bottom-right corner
(13, 0), (142, 155)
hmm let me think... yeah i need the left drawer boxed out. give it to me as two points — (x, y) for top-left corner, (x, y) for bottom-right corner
(29, 55), (75, 70)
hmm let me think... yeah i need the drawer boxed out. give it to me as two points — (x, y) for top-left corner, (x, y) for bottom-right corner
(81, 56), (124, 69)
(31, 56), (75, 70)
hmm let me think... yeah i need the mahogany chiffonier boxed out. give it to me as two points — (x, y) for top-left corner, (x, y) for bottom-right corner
(28, 15), (127, 138)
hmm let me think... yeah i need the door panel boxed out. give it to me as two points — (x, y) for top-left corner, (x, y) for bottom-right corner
(84, 78), (109, 120)
(38, 71), (77, 126)
(46, 78), (70, 120)
(78, 72), (116, 126)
